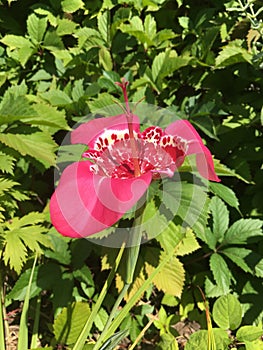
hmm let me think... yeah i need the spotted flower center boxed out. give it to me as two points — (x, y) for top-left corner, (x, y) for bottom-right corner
(83, 126), (188, 179)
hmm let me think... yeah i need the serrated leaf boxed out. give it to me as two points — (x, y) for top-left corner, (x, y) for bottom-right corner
(27, 103), (70, 132)
(0, 178), (19, 194)
(44, 229), (71, 265)
(39, 89), (72, 106)
(216, 40), (252, 67)
(0, 94), (36, 126)
(209, 196), (229, 242)
(28, 69), (52, 81)
(99, 47), (113, 71)
(146, 252), (185, 297)
(158, 51), (193, 78)
(175, 228), (200, 256)
(61, 0), (84, 13)
(0, 152), (15, 174)
(27, 13), (47, 44)
(152, 51), (168, 82)
(236, 325), (263, 342)
(158, 333), (179, 350)
(213, 158), (251, 183)
(212, 294), (242, 330)
(3, 231), (27, 273)
(94, 307), (108, 331)
(71, 79), (85, 102)
(142, 199), (168, 240)
(98, 11), (110, 43)
(1, 34), (33, 49)
(210, 253), (231, 294)
(43, 30), (64, 50)
(144, 14), (157, 40)
(156, 222), (185, 253)
(205, 277), (227, 298)
(223, 219), (263, 245)
(56, 18), (77, 36)
(185, 329), (231, 350)
(163, 181), (209, 237)
(87, 93), (122, 115)
(7, 266), (41, 301)
(53, 302), (91, 345)
(0, 132), (57, 168)
(209, 182), (239, 210)
(222, 247), (254, 274)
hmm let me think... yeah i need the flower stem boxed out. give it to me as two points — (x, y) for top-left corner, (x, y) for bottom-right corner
(72, 243), (125, 350)
(116, 78), (141, 177)
(93, 195), (146, 350)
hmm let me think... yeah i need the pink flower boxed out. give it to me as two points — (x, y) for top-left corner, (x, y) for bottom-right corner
(50, 113), (220, 238)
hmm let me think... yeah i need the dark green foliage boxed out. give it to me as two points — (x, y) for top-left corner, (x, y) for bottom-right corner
(0, 0), (262, 348)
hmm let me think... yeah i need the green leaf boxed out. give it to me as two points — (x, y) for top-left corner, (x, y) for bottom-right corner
(0, 178), (17, 194)
(175, 228), (200, 256)
(222, 247), (254, 274)
(209, 182), (239, 210)
(99, 47), (113, 71)
(53, 302), (91, 345)
(146, 252), (185, 297)
(236, 325), (263, 342)
(201, 227), (218, 250)
(158, 333), (179, 350)
(0, 132), (57, 168)
(7, 266), (41, 301)
(28, 69), (52, 81)
(212, 294), (242, 330)
(98, 11), (110, 43)
(144, 14), (157, 40)
(1, 34), (33, 49)
(163, 181), (209, 238)
(44, 229), (71, 265)
(87, 93), (122, 115)
(0, 152), (15, 174)
(61, 0), (84, 13)
(210, 253), (231, 294)
(94, 307), (108, 332)
(216, 40), (252, 67)
(209, 196), (229, 242)
(141, 199), (168, 240)
(27, 13), (47, 44)
(156, 223), (187, 253)
(152, 51), (168, 82)
(39, 89), (72, 106)
(56, 18), (77, 36)
(0, 94), (35, 126)
(191, 115), (219, 140)
(28, 104), (70, 132)
(185, 329), (231, 350)
(158, 51), (193, 79)
(71, 79), (85, 102)
(3, 231), (28, 273)
(213, 158), (251, 183)
(223, 218), (263, 245)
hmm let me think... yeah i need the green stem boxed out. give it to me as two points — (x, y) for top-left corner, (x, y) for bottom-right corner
(93, 196), (147, 350)
(0, 270), (6, 350)
(101, 243), (177, 343)
(18, 254), (38, 350)
(72, 243), (125, 350)
(30, 295), (41, 349)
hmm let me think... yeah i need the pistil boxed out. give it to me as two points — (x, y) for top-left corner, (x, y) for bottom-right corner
(116, 78), (141, 177)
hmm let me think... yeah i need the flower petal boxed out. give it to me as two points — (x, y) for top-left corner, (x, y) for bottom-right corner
(165, 120), (220, 182)
(50, 161), (152, 237)
(71, 114), (140, 148)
